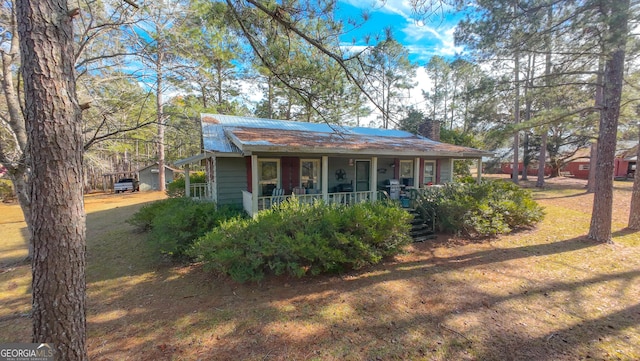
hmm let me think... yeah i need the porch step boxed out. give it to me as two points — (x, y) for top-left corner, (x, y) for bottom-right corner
(405, 207), (435, 242)
(413, 234), (437, 243)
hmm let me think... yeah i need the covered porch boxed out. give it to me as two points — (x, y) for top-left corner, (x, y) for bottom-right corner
(174, 114), (492, 217)
(178, 152), (483, 218)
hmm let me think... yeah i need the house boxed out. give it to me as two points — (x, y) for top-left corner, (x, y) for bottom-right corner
(175, 114), (492, 217)
(137, 163), (181, 191)
(614, 143), (638, 178)
(501, 141), (638, 180)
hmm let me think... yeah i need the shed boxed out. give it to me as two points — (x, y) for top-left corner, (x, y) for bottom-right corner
(138, 163), (181, 191)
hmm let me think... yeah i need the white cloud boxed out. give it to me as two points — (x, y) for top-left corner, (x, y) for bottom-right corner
(341, 0), (412, 17)
(402, 22), (463, 61)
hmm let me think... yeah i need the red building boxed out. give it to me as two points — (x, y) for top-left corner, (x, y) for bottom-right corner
(501, 142), (638, 180)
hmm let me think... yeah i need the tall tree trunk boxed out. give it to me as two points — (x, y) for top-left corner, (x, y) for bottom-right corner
(536, 6), (553, 188)
(536, 131), (547, 187)
(512, 48), (520, 184)
(629, 125), (640, 229)
(267, 75), (273, 119)
(156, 31), (166, 192)
(522, 53), (535, 181)
(1, 6), (33, 259)
(16, 0), (87, 359)
(588, 0), (629, 243)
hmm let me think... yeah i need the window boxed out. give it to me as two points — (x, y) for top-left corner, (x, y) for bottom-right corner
(423, 161), (435, 185)
(301, 159), (320, 191)
(578, 164), (590, 171)
(258, 159), (280, 196)
(400, 160), (414, 179)
(531, 164), (539, 170)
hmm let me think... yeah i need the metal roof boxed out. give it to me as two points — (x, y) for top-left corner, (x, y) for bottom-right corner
(199, 113), (492, 158)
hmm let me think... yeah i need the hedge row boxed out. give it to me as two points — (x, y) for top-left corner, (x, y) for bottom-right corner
(189, 200), (412, 282)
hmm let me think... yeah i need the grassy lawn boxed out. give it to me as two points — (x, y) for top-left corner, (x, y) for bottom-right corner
(1, 179), (639, 360)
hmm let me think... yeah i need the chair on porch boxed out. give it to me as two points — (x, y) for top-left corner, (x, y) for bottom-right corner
(272, 187), (285, 205)
(292, 187), (306, 195)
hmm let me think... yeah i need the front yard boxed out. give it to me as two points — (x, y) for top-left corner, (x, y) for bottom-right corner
(0, 178), (638, 360)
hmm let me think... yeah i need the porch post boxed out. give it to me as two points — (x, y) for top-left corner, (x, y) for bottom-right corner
(414, 157), (421, 188)
(251, 154), (259, 217)
(371, 156), (378, 200)
(322, 155), (329, 201)
(450, 159), (456, 182)
(185, 164), (190, 197)
(477, 158), (483, 183)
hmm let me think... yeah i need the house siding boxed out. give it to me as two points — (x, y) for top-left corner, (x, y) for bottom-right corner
(439, 158), (452, 182)
(216, 157), (247, 206)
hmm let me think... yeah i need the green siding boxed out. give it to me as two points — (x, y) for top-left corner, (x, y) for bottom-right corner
(439, 159), (453, 183)
(216, 157), (247, 206)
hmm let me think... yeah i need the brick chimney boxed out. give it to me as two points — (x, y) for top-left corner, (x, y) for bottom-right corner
(418, 118), (440, 141)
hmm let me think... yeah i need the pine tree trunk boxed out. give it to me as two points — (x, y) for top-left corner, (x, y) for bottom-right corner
(16, 0), (87, 359)
(512, 48), (520, 184)
(1, 8), (32, 259)
(537, 6), (553, 188)
(156, 33), (166, 192)
(536, 131), (547, 187)
(588, 0), (629, 243)
(629, 126), (640, 229)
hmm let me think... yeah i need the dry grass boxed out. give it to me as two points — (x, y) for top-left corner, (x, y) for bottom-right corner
(0, 179), (639, 361)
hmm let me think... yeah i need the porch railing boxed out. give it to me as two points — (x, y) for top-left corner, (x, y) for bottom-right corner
(242, 190), (383, 216)
(189, 183), (213, 199)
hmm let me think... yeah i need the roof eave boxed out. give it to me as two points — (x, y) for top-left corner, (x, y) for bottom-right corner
(239, 144), (492, 158)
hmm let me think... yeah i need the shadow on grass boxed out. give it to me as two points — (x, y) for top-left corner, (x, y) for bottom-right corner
(612, 228), (639, 238)
(78, 227), (640, 361)
(533, 191), (590, 200)
(473, 302), (640, 361)
(0, 227), (29, 269)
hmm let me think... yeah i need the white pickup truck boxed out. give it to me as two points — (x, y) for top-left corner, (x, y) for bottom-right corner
(114, 178), (140, 193)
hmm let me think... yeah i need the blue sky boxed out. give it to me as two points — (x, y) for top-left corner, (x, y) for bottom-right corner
(334, 0), (467, 115)
(239, 1), (468, 118)
(337, 0), (466, 64)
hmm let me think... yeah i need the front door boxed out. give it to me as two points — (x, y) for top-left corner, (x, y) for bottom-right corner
(355, 160), (370, 192)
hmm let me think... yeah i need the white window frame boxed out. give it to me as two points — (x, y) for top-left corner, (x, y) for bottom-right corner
(423, 160), (436, 185)
(258, 158), (280, 196)
(399, 160), (414, 179)
(300, 159), (321, 191)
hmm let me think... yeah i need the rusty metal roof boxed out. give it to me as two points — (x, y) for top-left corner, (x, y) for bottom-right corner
(201, 113), (492, 158)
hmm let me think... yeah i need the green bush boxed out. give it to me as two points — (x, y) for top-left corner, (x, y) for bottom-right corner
(166, 172), (207, 198)
(424, 179), (544, 237)
(189, 200), (412, 282)
(128, 198), (243, 259)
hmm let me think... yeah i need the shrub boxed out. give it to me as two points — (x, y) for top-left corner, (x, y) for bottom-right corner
(128, 198), (243, 259)
(189, 200), (412, 282)
(166, 172), (207, 198)
(424, 179), (544, 237)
